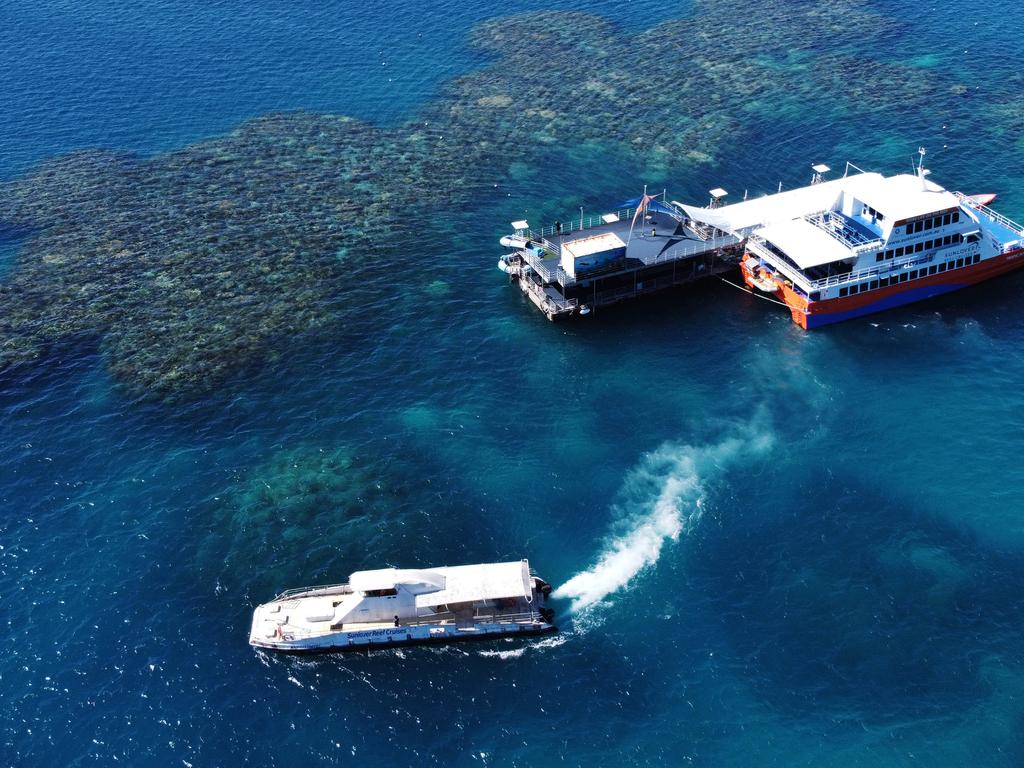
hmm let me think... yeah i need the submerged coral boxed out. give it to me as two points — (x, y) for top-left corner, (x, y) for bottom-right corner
(198, 445), (401, 594)
(0, 0), (977, 399)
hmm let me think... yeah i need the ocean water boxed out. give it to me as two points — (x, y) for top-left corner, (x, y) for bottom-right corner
(3, 0), (1024, 765)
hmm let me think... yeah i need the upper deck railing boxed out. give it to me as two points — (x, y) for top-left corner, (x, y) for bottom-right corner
(804, 210), (884, 254)
(273, 583), (354, 601)
(527, 207), (636, 241)
(748, 236), (971, 291)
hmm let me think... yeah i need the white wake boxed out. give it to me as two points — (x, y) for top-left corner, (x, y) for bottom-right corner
(554, 421), (774, 613)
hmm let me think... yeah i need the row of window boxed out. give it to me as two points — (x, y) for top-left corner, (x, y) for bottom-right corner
(900, 210), (960, 235)
(838, 254), (982, 297)
(875, 233), (963, 261)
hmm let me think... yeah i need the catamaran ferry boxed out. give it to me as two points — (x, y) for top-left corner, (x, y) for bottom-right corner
(249, 559), (555, 653)
(680, 151), (1024, 328)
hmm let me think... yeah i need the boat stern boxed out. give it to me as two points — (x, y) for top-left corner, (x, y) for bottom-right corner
(249, 600), (289, 650)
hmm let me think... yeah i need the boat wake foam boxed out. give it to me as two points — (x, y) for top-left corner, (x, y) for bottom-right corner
(554, 418), (774, 614)
(477, 634), (568, 660)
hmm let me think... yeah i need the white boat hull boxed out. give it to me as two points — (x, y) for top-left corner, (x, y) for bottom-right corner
(249, 560), (556, 654)
(250, 616), (556, 654)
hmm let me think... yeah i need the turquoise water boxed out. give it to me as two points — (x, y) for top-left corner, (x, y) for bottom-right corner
(3, 1), (1024, 765)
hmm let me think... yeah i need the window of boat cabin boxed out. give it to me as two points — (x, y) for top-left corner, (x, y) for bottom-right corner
(870, 280), (879, 289)
(943, 213), (951, 225)
(362, 588), (399, 597)
(839, 287), (848, 297)
(880, 277), (890, 286)
(915, 242), (924, 253)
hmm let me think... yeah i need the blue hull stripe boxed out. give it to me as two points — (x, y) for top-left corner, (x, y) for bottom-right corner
(804, 282), (967, 328)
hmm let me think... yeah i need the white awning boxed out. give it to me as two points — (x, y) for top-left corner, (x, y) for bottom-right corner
(756, 218), (854, 269)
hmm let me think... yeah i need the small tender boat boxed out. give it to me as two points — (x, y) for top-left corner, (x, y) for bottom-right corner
(968, 193), (998, 207)
(249, 559), (556, 653)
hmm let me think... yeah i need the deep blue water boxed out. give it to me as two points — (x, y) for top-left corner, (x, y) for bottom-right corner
(4, 0), (1024, 765)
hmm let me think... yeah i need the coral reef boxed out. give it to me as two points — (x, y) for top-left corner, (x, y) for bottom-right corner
(0, 0), (978, 399)
(197, 445), (402, 594)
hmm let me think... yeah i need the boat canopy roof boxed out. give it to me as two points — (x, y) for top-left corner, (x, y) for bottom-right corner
(417, 560), (533, 607)
(757, 219), (853, 269)
(855, 173), (960, 222)
(679, 171), (962, 236)
(350, 560), (534, 606)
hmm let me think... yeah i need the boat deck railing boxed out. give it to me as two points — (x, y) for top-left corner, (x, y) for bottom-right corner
(518, 244), (574, 285)
(273, 583), (354, 601)
(954, 191), (1024, 238)
(637, 233), (741, 267)
(527, 207), (636, 241)
(275, 609), (546, 640)
(750, 236), (970, 291)
(804, 210), (884, 254)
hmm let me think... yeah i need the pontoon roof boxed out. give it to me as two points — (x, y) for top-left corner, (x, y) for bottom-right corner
(680, 171), (962, 236)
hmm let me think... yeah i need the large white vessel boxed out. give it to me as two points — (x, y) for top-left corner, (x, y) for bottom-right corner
(249, 559), (555, 653)
(681, 152), (1024, 328)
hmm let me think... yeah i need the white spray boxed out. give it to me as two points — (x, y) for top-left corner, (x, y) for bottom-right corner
(554, 419), (774, 613)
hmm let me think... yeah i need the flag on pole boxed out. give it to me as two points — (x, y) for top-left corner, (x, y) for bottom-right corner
(627, 187), (654, 245)
(631, 192), (656, 230)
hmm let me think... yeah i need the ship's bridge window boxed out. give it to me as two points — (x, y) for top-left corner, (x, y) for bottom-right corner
(362, 588), (399, 597)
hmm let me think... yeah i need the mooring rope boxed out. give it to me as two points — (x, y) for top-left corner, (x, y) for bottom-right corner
(716, 276), (791, 307)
